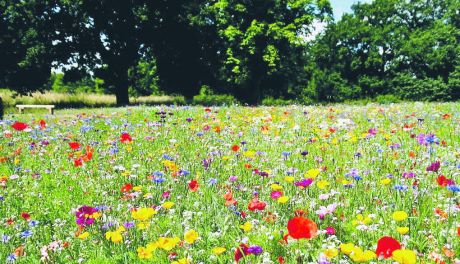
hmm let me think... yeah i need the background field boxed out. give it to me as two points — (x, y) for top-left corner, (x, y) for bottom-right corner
(0, 102), (458, 263)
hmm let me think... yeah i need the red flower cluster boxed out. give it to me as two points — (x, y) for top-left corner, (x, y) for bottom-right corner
(375, 236), (401, 258)
(12, 122), (28, 131)
(287, 216), (318, 239)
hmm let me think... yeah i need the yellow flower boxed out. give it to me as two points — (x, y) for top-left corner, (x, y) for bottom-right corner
(284, 176), (295, 183)
(184, 229), (199, 244)
(317, 180), (330, 189)
(380, 178), (391, 185)
(132, 207), (156, 221)
(243, 151), (256, 158)
(340, 243), (355, 255)
(392, 249), (417, 264)
(352, 214), (372, 226)
(105, 231), (122, 243)
(162, 201), (175, 209)
(146, 242), (158, 251)
(305, 168), (320, 179)
(212, 247), (226, 255)
(271, 183), (283, 191)
(156, 237), (180, 251)
(277, 196), (289, 204)
(392, 211), (408, 222)
(349, 247), (376, 262)
(172, 258), (190, 264)
(341, 179), (352, 185)
(77, 231), (90, 240)
(133, 186), (142, 191)
(136, 221), (150, 230)
(324, 248), (338, 258)
(137, 247), (153, 259)
(397, 227), (409, 235)
(240, 221), (252, 232)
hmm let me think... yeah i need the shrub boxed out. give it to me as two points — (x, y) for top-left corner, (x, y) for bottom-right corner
(374, 94), (400, 104)
(261, 97), (296, 106)
(392, 73), (451, 101)
(192, 86), (237, 106)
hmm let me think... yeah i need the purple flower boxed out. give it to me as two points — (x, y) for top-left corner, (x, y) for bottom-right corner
(426, 161), (440, 172)
(295, 178), (313, 187)
(402, 172), (416, 178)
(368, 128), (377, 135)
(417, 133), (439, 146)
(76, 206), (97, 226)
(247, 245), (263, 255)
(229, 176), (238, 182)
(124, 222), (135, 229)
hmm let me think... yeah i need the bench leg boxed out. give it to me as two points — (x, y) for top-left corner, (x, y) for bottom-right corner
(19, 108), (23, 114)
(51, 108), (54, 115)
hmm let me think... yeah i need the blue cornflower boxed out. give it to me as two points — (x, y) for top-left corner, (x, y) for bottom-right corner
(6, 254), (16, 263)
(393, 185), (408, 191)
(28, 220), (39, 227)
(447, 185), (460, 193)
(153, 178), (166, 184)
(1, 235), (10, 243)
(20, 230), (33, 239)
(208, 178), (217, 185)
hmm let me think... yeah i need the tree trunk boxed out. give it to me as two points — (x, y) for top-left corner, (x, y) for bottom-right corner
(0, 96), (3, 120)
(115, 83), (130, 106)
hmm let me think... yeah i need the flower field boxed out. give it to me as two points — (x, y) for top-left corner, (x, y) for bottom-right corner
(0, 103), (459, 263)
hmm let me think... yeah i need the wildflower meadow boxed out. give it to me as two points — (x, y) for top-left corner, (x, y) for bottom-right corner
(0, 102), (459, 263)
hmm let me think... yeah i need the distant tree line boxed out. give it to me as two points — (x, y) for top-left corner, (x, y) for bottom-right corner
(0, 0), (459, 113)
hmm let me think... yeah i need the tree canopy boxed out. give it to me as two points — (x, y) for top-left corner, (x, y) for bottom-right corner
(1, 0), (459, 107)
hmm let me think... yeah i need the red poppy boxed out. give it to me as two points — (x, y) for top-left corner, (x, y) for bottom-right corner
(69, 142), (81, 150)
(121, 183), (133, 193)
(248, 198), (266, 211)
(232, 145), (240, 152)
(234, 243), (250, 262)
(12, 122), (28, 131)
(437, 175), (448, 187)
(375, 236), (401, 258)
(189, 180), (199, 192)
(204, 108), (212, 113)
(21, 212), (30, 221)
(120, 133), (132, 143)
(287, 216), (318, 239)
(278, 256), (285, 264)
(39, 120), (46, 129)
(74, 158), (83, 167)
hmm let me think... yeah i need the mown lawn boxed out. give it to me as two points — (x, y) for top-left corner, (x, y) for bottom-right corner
(0, 103), (459, 263)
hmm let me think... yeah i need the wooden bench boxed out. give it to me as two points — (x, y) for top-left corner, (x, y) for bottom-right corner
(16, 105), (55, 115)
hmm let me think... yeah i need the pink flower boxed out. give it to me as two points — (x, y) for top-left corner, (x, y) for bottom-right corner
(325, 227), (335, 235)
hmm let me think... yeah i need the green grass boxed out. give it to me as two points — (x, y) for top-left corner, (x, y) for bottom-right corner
(0, 102), (459, 263)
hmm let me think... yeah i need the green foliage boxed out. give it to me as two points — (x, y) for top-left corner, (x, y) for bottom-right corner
(128, 59), (160, 97)
(192, 86), (237, 106)
(392, 73), (451, 101)
(374, 94), (400, 104)
(261, 97), (296, 106)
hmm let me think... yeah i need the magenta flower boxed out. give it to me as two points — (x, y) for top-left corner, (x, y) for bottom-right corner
(76, 206), (97, 226)
(295, 178), (313, 187)
(426, 161), (440, 172)
(325, 227), (335, 235)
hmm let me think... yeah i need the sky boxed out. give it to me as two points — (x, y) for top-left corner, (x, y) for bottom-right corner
(330, 0), (372, 19)
(306, 0), (372, 40)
